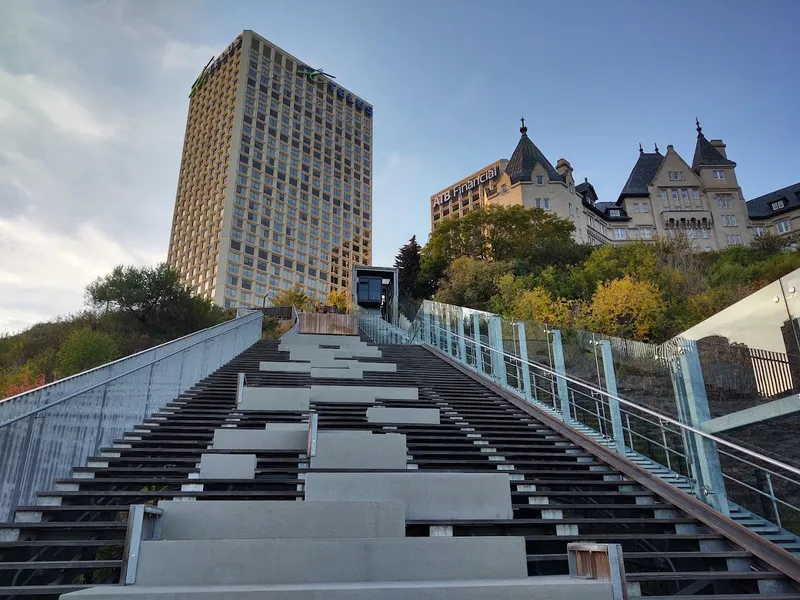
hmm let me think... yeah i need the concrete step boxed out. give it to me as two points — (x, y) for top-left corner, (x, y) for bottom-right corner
(239, 387), (311, 412)
(212, 426), (309, 451)
(305, 472), (513, 520)
(156, 500), (405, 540)
(198, 453), (256, 480)
(367, 407), (441, 425)
(131, 537), (528, 586)
(311, 432), (408, 470)
(63, 576), (608, 599)
(309, 385), (418, 404)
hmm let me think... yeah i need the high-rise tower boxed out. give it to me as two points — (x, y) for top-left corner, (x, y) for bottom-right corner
(167, 30), (374, 308)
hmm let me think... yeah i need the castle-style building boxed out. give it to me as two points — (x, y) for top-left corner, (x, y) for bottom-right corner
(429, 119), (798, 250)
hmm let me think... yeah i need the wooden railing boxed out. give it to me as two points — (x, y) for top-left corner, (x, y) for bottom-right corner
(298, 313), (359, 335)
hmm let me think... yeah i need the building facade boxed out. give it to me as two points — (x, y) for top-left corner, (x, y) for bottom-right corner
(167, 30), (374, 309)
(748, 182), (800, 239)
(430, 120), (794, 251)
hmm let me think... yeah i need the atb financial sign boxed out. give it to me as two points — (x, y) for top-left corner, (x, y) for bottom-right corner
(431, 164), (502, 207)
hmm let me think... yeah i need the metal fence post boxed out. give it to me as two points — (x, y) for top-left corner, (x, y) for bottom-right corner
(516, 322), (532, 402)
(488, 316), (508, 388)
(551, 330), (571, 421)
(472, 313), (484, 374)
(457, 315), (467, 365)
(673, 344), (730, 516)
(598, 340), (625, 455)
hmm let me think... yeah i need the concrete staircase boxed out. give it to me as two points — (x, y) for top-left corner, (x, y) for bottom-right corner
(62, 334), (609, 599)
(0, 335), (798, 598)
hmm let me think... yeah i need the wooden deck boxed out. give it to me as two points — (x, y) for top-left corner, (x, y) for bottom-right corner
(298, 313), (359, 335)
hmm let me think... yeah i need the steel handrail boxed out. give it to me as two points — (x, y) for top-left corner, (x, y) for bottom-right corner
(0, 311), (263, 430)
(424, 320), (800, 480)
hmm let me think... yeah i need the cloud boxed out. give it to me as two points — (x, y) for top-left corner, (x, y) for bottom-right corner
(0, 68), (124, 140)
(0, 216), (162, 334)
(160, 40), (219, 72)
(0, 1), (220, 333)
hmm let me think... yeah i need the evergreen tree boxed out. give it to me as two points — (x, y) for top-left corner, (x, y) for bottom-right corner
(394, 235), (423, 299)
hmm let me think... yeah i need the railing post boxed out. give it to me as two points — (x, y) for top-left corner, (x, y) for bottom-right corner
(444, 312), (454, 357)
(423, 308), (432, 345)
(673, 343), (730, 516)
(432, 313), (441, 351)
(472, 313), (484, 374)
(598, 340), (626, 455)
(551, 329), (571, 421)
(516, 322), (532, 403)
(488, 316), (508, 388)
(457, 315), (467, 364)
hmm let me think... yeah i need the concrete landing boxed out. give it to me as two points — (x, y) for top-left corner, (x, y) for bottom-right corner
(212, 427), (307, 451)
(239, 387), (311, 412)
(198, 454), (256, 480)
(305, 472), (513, 520)
(311, 432), (407, 470)
(132, 537), (528, 586)
(367, 407), (440, 425)
(64, 576), (610, 599)
(156, 500), (405, 540)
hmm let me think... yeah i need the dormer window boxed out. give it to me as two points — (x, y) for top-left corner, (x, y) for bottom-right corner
(609, 209), (620, 217)
(536, 175), (544, 185)
(772, 199), (786, 210)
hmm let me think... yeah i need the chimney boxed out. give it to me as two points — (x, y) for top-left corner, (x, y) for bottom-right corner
(556, 158), (572, 178)
(710, 139), (727, 158)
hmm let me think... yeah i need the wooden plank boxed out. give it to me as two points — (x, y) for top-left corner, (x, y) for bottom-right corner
(298, 313), (358, 335)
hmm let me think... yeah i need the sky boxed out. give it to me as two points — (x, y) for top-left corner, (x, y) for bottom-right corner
(0, 0), (798, 334)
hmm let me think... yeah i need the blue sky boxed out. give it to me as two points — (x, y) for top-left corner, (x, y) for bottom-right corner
(0, 0), (798, 332)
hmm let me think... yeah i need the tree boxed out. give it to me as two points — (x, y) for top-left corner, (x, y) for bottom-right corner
(394, 235), (425, 299)
(86, 264), (186, 326)
(56, 328), (119, 377)
(0, 363), (45, 399)
(508, 287), (575, 328)
(85, 264), (228, 339)
(435, 258), (510, 311)
(272, 286), (316, 312)
(424, 205), (576, 269)
(583, 276), (665, 341)
(326, 289), (350, 313)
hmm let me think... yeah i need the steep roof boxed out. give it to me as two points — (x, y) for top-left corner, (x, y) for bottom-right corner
(747, 182), (800, 219)
(575, 178), (598, 203)
(504, 122), (562, 185)
(692, 122), (736, 170)
(617, 148), (664, 201)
